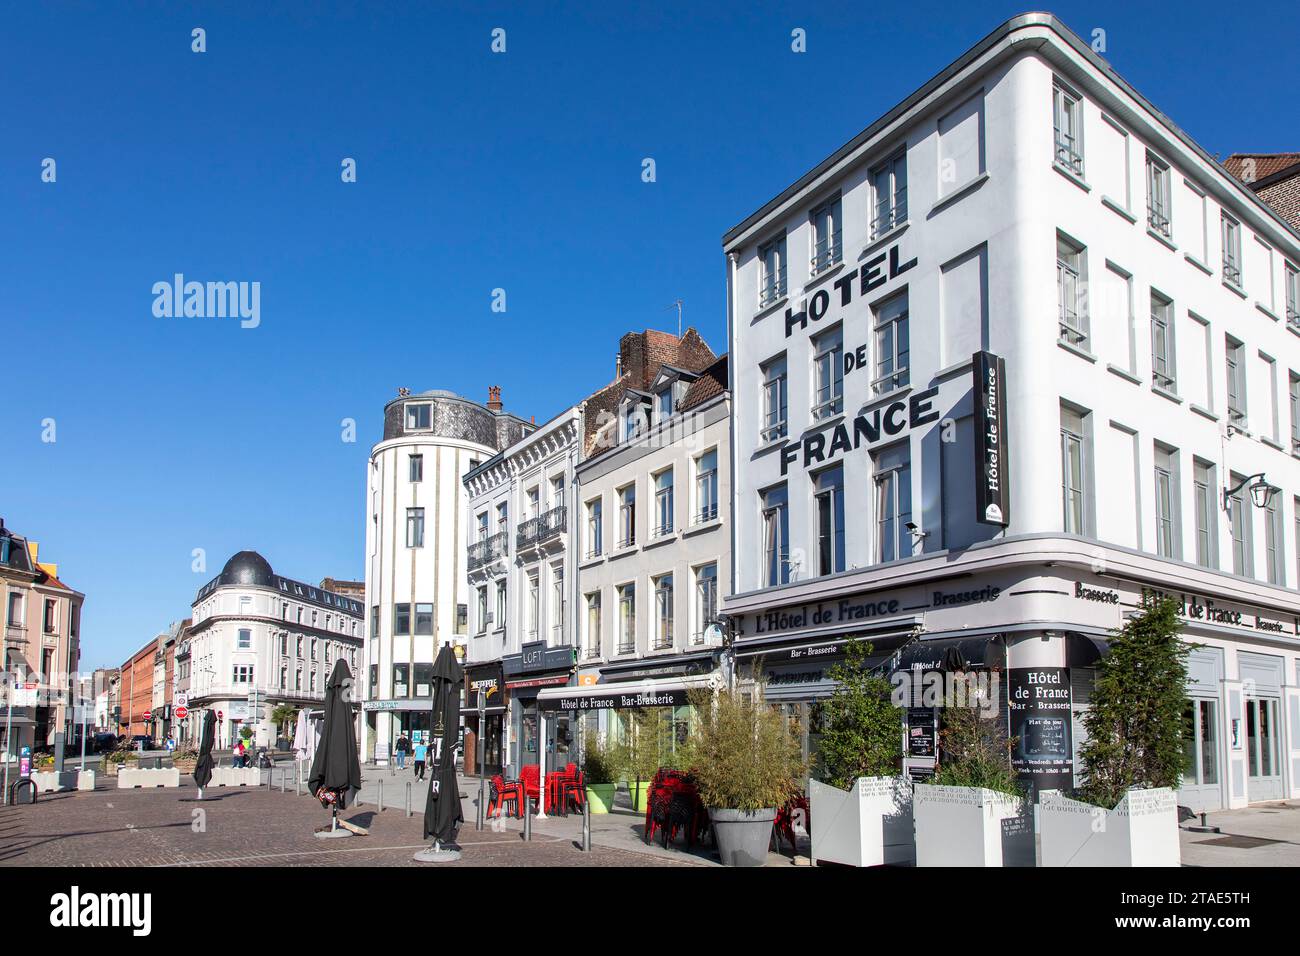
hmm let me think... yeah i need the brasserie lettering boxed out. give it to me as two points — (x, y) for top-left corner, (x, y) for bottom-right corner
(780, 386), (940, 475)
(1074, 581), (1120, 604)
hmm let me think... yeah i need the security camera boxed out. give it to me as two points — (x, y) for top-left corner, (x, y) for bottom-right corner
(905, 522), (918, 532)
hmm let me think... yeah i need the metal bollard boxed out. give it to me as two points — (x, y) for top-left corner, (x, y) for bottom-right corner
(378, 779), (384, 813)
(582, 793), (591, 852)
(405, 781), (412, 817)
(523, 797), (532, 841)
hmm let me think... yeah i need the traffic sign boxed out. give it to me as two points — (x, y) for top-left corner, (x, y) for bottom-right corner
(174, 693), (188, 709)
(217, 710), (224, 721)
(176, 706), (189, 720)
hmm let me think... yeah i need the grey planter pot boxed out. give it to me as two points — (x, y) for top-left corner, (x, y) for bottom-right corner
(708, 808), (776, 867)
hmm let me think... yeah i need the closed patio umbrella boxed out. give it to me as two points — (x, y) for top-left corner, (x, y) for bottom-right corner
(416, 645), (464, 861)
(192, 710), (215, 799)
(309, 659), (363, 837)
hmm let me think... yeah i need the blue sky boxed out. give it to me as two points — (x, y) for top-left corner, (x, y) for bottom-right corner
(1, 1), (1295, 667)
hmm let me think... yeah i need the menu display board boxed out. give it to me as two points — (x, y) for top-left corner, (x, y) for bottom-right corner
(1008, 667), (1073, 792)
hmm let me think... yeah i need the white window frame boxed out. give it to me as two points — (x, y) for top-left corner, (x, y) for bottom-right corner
(758, 234), (787, 309)
(811, 325), (844, 420)
(1052, 81), (1083, 176)
(1146, 153), (1172, 237)
(1057, 234), (1088, 348)
(809, 195), (842, 276)
(760, 354), (788, 442)
(653, 574), (674, 650)
(870, 150), (908, 239)
(1221, 214), (1242, 287)
(1150, 290), (1176, 392)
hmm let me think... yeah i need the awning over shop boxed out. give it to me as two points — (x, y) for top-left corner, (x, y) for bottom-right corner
(597, 650), (718, 683)
(537, 674), (719, 713)
(891, 635), (1006, 672)
(1066, 632), (1109, 667)
(460, 705), (506, 716)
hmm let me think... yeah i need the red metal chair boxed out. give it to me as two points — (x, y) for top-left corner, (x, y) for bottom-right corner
(773, 791), (810, 854)
(558, 768), (585, 815)
(487, 774), (523, 819)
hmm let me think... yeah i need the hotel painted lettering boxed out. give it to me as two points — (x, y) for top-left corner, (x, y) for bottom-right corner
(780, 387), (941, 475)
(783, 243), (917, 338)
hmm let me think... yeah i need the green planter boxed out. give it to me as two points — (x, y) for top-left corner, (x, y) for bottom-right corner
(585, 783), (616, 814)
(627, 780), (651, 812)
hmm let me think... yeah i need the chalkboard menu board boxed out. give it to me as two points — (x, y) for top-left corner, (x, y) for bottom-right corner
(907, 707), (936, 757)
(1007, 667), (1073, 792)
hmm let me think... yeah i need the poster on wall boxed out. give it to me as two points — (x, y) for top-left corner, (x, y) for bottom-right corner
(1007, 666), (1073, 792)
(906, 707), (936, 757)
(972, 350), (1009, 526)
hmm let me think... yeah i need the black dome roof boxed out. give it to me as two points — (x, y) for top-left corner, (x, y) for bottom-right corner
(219, 550), (274, 586)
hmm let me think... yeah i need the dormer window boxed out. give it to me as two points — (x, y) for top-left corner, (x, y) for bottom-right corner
(657, 386), (674, 421)
(622, 399), (648, 441)
(405, 403), (431, 430)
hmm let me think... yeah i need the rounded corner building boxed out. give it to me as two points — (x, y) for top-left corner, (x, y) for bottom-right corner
(362, 386), (533, 762)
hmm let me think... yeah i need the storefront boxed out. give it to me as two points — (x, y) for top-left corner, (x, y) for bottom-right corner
(462, 662), (505, 777)
(536, 671), (720, 763)
(725, 539), (1300, 810)
(502, 642), (576, 777)
(361, 699), (434, 762)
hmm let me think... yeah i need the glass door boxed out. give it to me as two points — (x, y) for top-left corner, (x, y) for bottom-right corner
(1179, 699), (1221, 811)
(1245, 698), (1282, 801)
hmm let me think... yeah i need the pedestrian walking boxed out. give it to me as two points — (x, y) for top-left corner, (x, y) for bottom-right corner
(395, 734), (408, 770)
(413, 740), (427, 781)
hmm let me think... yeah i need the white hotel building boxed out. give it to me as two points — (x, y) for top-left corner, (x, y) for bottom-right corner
(722, 13), (1300, 810)
(363, 388), (533, 762)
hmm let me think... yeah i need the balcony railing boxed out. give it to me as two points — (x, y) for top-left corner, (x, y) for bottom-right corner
(758, 267), (788, 309)
(617, 640), (636, 656)
(468, 530), (508, 570)
(516, 505), (567, 550)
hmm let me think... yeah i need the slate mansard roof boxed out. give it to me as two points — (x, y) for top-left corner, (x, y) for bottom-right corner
(193, 550), (364, 617)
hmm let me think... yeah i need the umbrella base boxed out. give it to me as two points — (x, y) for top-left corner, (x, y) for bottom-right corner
(314, 827), (355, 839)
(413, 844), (461, 863)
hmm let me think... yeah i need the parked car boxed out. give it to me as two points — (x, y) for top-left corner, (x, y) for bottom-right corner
(92, 733), (118, 753)
(129, 735), (153, 751)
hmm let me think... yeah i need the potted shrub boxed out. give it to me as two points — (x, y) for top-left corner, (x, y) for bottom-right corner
(914, 681), (1030, 867)
(623, 708), (671, 812)
(172, 746), (200, 774)
(581, 736), (619, 814)
(682, 687), (807, 867)
(103, 749), (137, 777)
(1040, 595), (1186, 866)
(809, 640), (913, 866)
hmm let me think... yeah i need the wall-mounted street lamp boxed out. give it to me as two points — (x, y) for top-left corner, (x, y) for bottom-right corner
(1223, 472), (1278, 511)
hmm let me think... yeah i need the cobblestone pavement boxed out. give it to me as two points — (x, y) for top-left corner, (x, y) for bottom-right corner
(0, 779), (694, 868)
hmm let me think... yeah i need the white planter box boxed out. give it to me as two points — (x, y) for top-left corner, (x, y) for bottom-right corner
(31, 770), (77, 793)
(914, 783), (1032, 867)
(210, 767), (263, 787)
(77, 770), (96, 791)
(1039, 787), (1181, 867)
(117, 768), (180, 789)
(809, 776), (915, 867)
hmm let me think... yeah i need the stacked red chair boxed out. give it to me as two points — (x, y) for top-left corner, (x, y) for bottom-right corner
(487, 773), (524, 819)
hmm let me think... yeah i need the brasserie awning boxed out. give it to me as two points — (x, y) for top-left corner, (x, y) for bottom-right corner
(536, 674), (719, 713)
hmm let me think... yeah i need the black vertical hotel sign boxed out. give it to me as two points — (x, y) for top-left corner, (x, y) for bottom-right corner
(973, 351), (1009, 526)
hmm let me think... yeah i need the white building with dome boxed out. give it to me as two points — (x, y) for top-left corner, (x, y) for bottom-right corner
(362, 387), (533, 762)
(187, 550), (364, 749)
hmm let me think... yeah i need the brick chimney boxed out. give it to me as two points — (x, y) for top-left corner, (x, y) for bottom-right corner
(487, 385), (502, 412)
